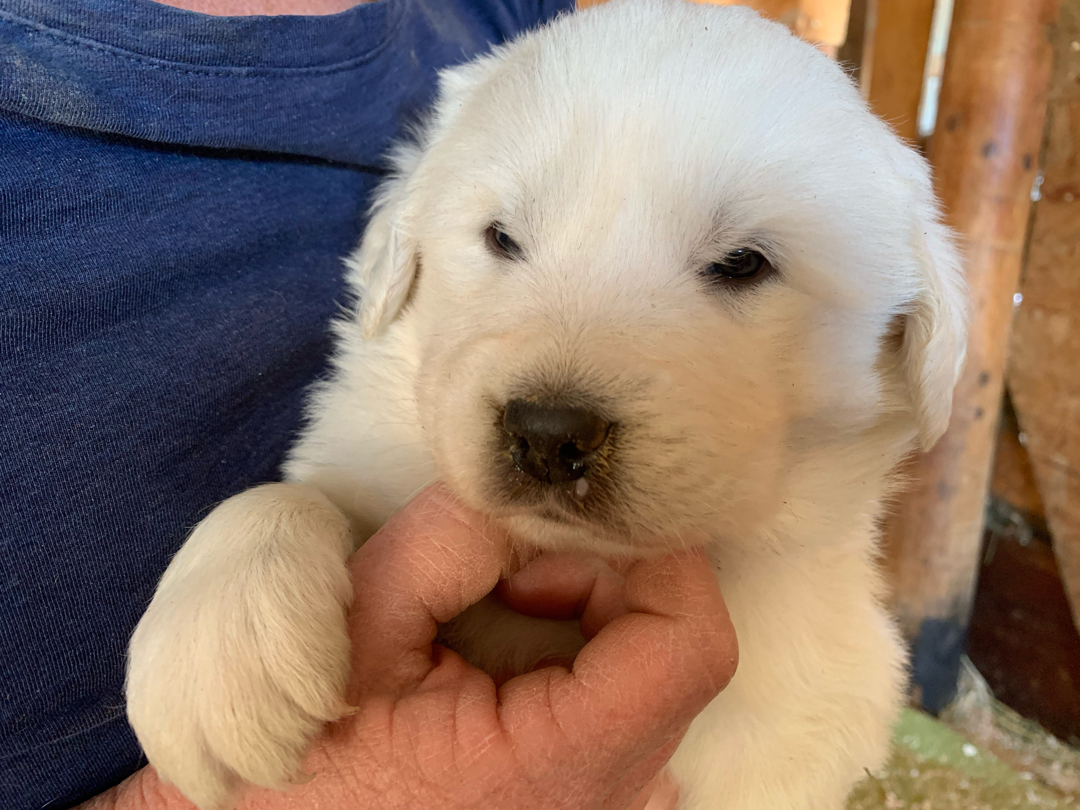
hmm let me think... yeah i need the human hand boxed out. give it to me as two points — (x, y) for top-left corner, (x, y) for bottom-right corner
(87, 485), (737, 810)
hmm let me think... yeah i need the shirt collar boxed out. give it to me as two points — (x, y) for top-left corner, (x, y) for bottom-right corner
(0, 0), (424, 165)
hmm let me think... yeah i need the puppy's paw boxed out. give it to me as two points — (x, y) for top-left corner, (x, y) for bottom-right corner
(126, 484), (354, 810)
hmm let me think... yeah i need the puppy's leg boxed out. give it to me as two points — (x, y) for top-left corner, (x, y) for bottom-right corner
(126, 483), (353, 810)
(668, 563), (904, 810)
(671, 680), (898, 810)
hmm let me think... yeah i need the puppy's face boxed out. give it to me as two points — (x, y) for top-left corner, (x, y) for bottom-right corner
(351, 1), (966, 555)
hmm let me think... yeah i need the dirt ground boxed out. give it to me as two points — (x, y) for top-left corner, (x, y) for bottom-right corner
(847, 663), (1080, 810)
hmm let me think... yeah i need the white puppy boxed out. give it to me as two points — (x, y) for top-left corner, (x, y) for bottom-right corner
(126, 1), (967, 808)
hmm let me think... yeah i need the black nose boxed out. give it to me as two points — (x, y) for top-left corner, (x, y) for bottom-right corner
(502, 399), (612, 484)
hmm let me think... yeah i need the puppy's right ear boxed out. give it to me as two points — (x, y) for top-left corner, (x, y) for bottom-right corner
(345, 143), (423, 339)
(900, 213), (968, 451)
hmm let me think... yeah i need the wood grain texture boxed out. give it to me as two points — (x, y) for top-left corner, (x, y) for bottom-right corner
(883, 0), (1061, 712)
(968, 531), (1080, 744)
(1008, 0), (1080, 629)
(836, 0), (870, 83)
(863, 0), (937, 143)
(990, 399), (1046, 522)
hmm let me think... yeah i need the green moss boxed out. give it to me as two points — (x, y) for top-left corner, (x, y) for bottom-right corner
(845, 710), (1079, 810)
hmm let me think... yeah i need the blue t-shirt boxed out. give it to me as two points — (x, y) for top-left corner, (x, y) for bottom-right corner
(0, 1), (571, 806)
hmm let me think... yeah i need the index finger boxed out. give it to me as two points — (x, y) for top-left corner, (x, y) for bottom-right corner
(346, 484), (514, 695)
(498, 549), (738, 774)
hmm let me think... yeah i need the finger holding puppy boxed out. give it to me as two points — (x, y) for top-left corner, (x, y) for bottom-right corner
(243, 485), (739, 810)
(94, 486), (736, 810)
(497, 553), (630, 639)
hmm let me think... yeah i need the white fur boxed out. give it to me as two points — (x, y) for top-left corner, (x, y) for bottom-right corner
(126, 2), (968, 808)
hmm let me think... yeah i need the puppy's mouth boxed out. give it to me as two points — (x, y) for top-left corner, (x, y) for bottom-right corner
(516, 478), (598, 522)
(468, 429), (678, 555)
(482, 454), (629, 555)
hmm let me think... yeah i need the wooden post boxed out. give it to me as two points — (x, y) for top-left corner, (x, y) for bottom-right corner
(785, 0), (852, 56)
(1008, 0), (1080, 631)
(862, 0), (937, 143)
(884, 0), (1060, 713)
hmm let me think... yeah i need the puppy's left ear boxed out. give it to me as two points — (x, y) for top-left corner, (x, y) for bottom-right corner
(346, 56), (502, 339)
(345, 143), (423, 339)
(901, 214), (968, 451)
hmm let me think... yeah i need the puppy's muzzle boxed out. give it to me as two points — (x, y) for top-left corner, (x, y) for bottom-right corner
(502, 399), (612, 485)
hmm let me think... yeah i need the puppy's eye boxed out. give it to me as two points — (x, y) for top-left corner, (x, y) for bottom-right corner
(485, 223), (523, 260)
(705, 249), (771, 281)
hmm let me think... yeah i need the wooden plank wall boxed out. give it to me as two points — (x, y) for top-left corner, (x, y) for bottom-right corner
(1008, 0), (1080, 630)
(968, 402), (1080, 741)
(861, 0), (937, 144)
(880, 0), (1060, 712)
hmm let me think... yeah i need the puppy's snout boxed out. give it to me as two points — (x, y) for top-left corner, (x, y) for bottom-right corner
(502, 399), (611, 484)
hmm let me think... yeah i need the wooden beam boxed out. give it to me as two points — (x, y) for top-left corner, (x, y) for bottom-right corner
(989, 397), (1046, 522)
(836, 0), (871, 86)
(1008, 0), (1080, 630)
(863, 0), (937, 143)
(786, 0), (853, 55)
(883, 0), (1061, 713)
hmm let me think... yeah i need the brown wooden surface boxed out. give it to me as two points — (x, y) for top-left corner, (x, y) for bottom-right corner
(990, 398), (1047, 523)
(862, 0), (937, 143)
(883, 0), (1061, 711)
(836, 0), (869, 82)
(1008, 0), (1080, 630)
(968, 528), (1080, 745)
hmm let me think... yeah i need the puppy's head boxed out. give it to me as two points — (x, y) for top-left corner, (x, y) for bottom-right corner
(347, 0), (967, 554)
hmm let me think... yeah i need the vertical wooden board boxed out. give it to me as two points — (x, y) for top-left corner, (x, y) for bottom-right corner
(836, 0), (870, 82)
(1009, 0), (1080, 628)
(789, 0), (852, 52)
(864, 0), (937, 143)
(883, 0), (1059, 713)
(989, 399), (1046, 521)
(966, 531), (1080, 747)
